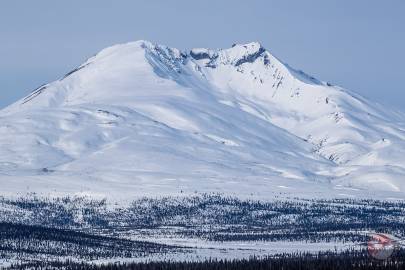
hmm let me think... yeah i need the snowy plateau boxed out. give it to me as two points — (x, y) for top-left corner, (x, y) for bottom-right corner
(1, 40), (405, 266)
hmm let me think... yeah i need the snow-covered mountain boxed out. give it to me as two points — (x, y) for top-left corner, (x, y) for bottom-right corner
(1, 40), (405, 199)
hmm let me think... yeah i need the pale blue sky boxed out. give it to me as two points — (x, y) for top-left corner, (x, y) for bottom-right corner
(1, 0), (404, 109)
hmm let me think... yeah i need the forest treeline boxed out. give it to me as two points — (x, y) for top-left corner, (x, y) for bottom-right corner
(9, 249), (405, 270)
(1, 194), (405, 264)
(1, 194), (404, 243)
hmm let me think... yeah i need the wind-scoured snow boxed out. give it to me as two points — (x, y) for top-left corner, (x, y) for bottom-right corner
(1, 40), (405, 200)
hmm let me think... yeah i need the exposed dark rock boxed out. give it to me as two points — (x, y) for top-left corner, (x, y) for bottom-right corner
(234, 47), (266, 66)
(189, 50), (211, 60)
(22, 85), (47, 105)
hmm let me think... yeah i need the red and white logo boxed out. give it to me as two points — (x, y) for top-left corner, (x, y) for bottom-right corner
(368, 233), (395, 260)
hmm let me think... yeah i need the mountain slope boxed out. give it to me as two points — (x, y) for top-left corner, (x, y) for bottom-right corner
(1, 40), (405, 199)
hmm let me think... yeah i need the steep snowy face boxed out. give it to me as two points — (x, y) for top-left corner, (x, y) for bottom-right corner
(187, 41), (405, 169)
(1, 40), (405, 198)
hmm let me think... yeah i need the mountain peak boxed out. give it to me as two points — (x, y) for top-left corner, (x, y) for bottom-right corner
(229, 41), (264, 52)
(86, 40), (270, 73)
(2, 39), (405, 197)
(189, 41), (266, 66)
